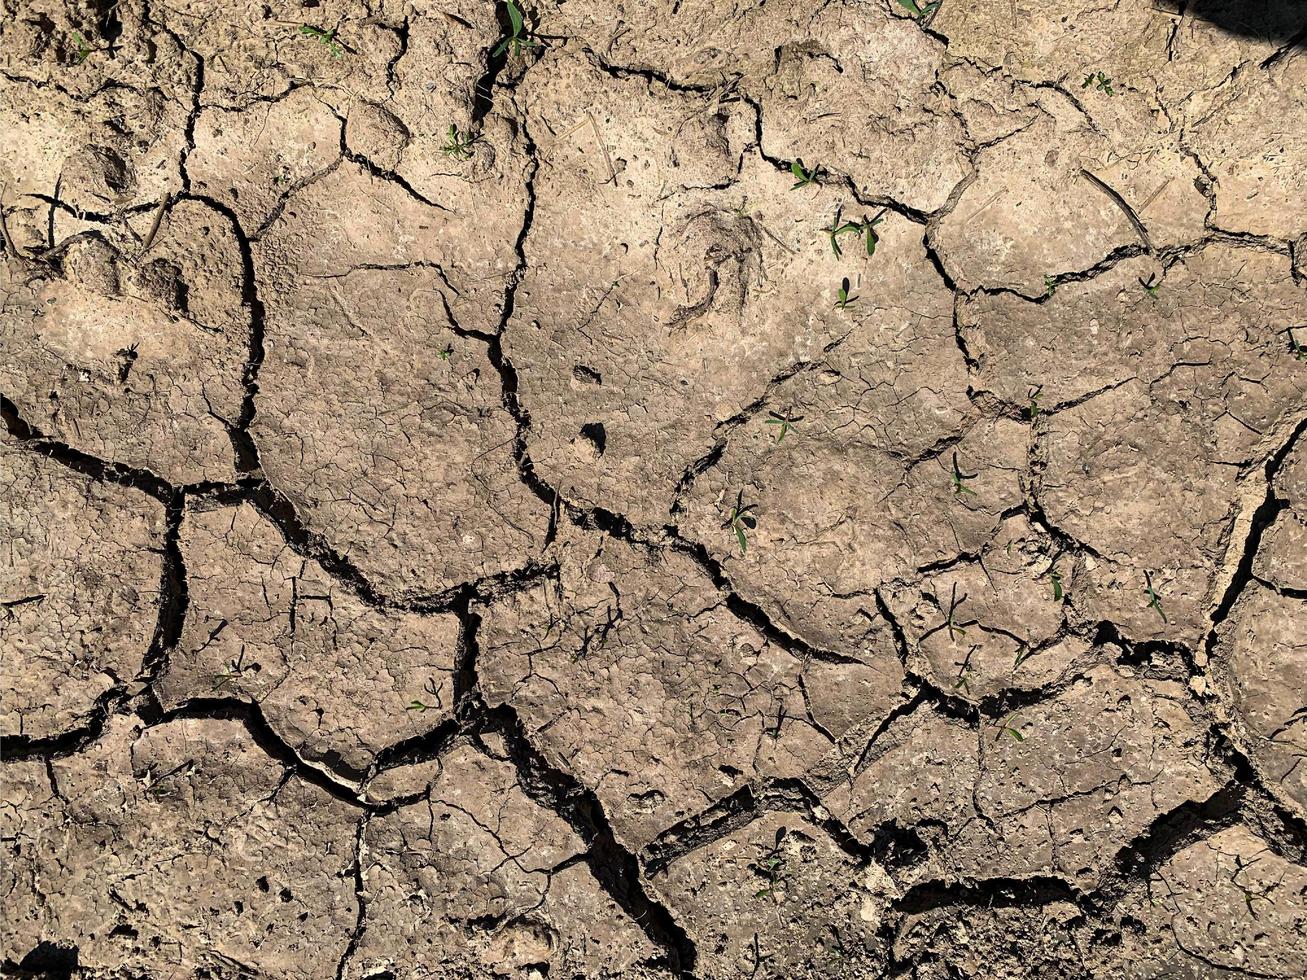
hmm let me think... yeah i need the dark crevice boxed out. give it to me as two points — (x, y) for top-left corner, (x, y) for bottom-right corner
(1207, 416), (1305, 631)
(136, 490), (189, 696)
(471, 5), (511, 125)
(3, 941), (81, 978)
(473, 703), (698, 975)
(334, 813), (371, 980)
(2, 394), (172, 501)
(1096, 781), (1245, 910)
(893, 874), (1083, 918)
(174, 192), (266, 473)
(139, 696), (367, 806)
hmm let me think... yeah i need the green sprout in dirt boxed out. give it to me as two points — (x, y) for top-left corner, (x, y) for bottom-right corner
(1043, 275), (1057, 297)
(493, 0), (539, 58)
(1140, 273), (1161, 299)
(943, 583), (971, 643)
(211, 650), (248, 691)
(835, 276), (858, 310)
(857, 211), (886, 257)
(1232, 854), (1273, 918)
(406, 677), (443, 713)
(1027, 383), (1043, 421)
(723, 490), (759, 554)
(951, 451), (978, 496)
(1048, 562), (1064, 602)
(824, 205), (885, 258)
(998, 713), (1028, 742)
(825, 205), (855, 257)
(1144, 571), (1168, 623)
(299, 24), (343, 58)
(437, 343), (453, 361)
(1082, 71), (1115, 95)
(953, 643), (978, 694)
(1288, 331), (1307, 361)
(790, 158), (821, 189)
(825, 926), (850, 962)
(71, 31), (94, 65)
(442, 124), (478, 161)
(896, 0), (940, 17)
(749, 827), (789, 901)
(765, 408), (802, 443)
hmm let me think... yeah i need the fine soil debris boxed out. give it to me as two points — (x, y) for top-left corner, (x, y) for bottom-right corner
(2, 2), (1306, 978)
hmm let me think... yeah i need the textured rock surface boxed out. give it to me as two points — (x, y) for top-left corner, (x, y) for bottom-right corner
(3, 1), (1306, 977)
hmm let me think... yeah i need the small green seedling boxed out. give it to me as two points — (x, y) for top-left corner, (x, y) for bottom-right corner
(896, 0), (940, 17)
(1288, 331), (1307, 361)
(406, 677), (444, 712)
(1082, 71), (1115, 95)
(824, 206), (885, 258)
(723, 490), (759, 554)
(944, 583), (969, 643)
(1144, 571), (1167, 623)
(953, 644), (978, 694)
(790, 159), (821, 189)
(1027, 384), (1043, 421)
(211, 650), (248, 691)
(493, 0), (538, 58)
(951, 451), (978, 496)
(998, 714), (1027, 742)
(825, 205), (855, 257)
(1048, 564), (1064, 602)
(858, 211), (886, 257)
(71, 31), (93, 65)
(765, 408), (803, 443)
(825, 926), (849, 962)
(437, 344), (453, 361)
(1140, 273), (1161, 299)
(835, 276), (857, 310)
(1043, 275), (1057, 297)
(442, 124), (478, 160)
(749, 828), (789, 900)
(1232, 855), (1271, 918)
(299, 24), (343, 58)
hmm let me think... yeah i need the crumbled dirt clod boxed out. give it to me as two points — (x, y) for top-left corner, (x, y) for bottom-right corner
(3, 1), (1306, 976)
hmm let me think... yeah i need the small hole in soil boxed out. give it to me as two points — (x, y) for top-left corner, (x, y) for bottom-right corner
(580, 422), (606, 455)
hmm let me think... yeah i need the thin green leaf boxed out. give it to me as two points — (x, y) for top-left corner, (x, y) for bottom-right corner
(507, 0), (524, 35)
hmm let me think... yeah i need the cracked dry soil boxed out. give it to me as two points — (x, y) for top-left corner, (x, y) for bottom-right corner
(2, 1), (1306, 978)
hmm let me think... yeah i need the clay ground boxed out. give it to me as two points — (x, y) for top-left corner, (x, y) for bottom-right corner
(2, 0), (1307, 977)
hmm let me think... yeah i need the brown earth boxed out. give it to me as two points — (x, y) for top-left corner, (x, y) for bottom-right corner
(2, 1), (1307, 978)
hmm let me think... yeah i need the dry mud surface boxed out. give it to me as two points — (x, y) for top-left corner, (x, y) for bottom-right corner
(2, 1), (1307, 978)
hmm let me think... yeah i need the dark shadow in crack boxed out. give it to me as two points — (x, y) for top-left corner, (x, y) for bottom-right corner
(1158, 0), (1307, 43)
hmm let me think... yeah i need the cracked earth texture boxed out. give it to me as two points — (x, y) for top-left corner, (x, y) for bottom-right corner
(1, 1), (1306, 978)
